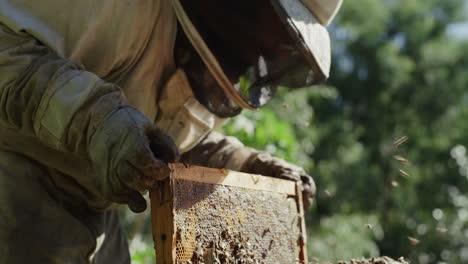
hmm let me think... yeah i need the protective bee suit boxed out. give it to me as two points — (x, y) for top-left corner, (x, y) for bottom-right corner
(0, 0), (341, 263)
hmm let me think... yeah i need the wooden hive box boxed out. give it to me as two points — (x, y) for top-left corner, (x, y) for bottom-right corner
(150, 163), (308, 264)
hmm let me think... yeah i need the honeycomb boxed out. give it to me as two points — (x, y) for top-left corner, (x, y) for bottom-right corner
(175, 208), (197, 262)
(173, 178), (301, 264)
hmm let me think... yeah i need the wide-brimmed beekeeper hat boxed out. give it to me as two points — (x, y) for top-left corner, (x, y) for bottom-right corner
(172, 0), (343, 110)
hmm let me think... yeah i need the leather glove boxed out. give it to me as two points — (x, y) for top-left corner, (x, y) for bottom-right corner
(241, 152), (316, 209)
(89, 106), (179, 213)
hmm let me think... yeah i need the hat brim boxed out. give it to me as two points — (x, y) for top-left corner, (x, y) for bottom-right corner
(271, 0), (331, 82)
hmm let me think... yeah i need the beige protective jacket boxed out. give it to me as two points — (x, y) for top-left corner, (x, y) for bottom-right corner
(0, 0), (177, 120)
(0, 0), (255, 209)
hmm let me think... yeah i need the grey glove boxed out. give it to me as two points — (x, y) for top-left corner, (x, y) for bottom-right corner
(241, 152), (316, 209)
(89, 107), (179, 213)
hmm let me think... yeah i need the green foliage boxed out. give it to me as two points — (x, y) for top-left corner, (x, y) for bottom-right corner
(222, 107), (301, 163)
(131, 245), (155, 264)
(325, 1), (468, 262)
(309, 214), (383, 262)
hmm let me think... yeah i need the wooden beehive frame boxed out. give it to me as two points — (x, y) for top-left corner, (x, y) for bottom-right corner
(150, 163), (308, 264)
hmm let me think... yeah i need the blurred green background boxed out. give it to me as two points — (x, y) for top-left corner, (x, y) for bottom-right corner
(122, 0), (468, 263)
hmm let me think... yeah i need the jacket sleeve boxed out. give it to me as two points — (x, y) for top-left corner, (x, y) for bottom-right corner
(0, 24), (135, 208)
(182, 130), (300, 179)
(181, 131), (255, 171)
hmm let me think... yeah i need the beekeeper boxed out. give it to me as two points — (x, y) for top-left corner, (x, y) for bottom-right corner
(0, 0), (342, 262)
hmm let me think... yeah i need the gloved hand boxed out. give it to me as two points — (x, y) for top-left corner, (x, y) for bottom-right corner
(242, 152), (316, 209)
(88, 106), (179, 213)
